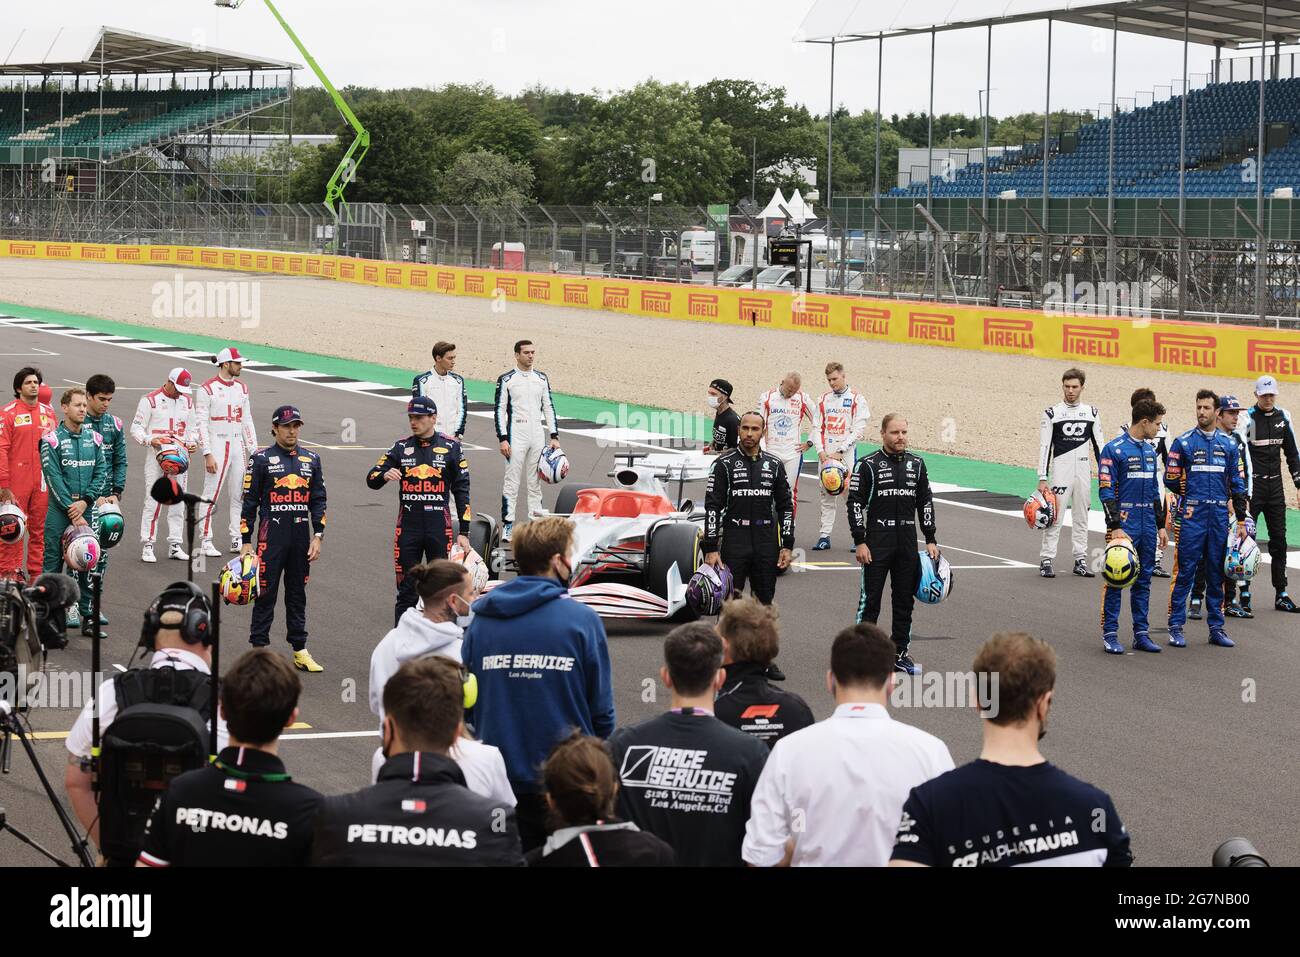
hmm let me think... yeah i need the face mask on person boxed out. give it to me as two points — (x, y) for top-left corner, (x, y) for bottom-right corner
(707, 395), (720, 409)
(450, 593), (474, 629)
(555, 548), (578, 585)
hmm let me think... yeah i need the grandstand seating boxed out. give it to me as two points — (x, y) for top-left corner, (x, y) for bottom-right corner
(892, 77), (1300, 199)
(0, 87), (287, 161)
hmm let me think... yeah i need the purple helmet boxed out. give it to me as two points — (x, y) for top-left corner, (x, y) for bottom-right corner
(686, 563), (734, 616)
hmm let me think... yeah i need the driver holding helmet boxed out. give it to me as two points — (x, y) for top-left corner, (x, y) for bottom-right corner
(847, 413), (939, 676)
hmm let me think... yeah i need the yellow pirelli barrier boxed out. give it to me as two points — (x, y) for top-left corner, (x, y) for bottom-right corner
(4, 239), (1298, 382)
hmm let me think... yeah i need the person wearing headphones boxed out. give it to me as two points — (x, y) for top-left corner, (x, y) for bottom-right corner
(312, 656), (525, 866)
(367, 560), (514, 807)
(135, 648), (323, 867)
(64, 582), (229, 855)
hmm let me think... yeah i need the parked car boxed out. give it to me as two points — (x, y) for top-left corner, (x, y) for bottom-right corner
(755, 265), (797, 289)
(715, 264), (755, 287)
(651, 256), (696, 281)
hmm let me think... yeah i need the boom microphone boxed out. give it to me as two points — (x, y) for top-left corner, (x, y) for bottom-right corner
(151, 476), (212, 507)
(24, 572), (81, 609)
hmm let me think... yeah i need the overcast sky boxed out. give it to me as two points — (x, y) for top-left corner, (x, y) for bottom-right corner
(6, 2), (1279, 121)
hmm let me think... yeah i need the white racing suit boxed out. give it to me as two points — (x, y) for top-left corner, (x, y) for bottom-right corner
(413, 368), (469, 520)
(1038, 402), (1104, 562)
(810, 387), (869, 538)
(758, 387), (813, 522)
(131, 389), (197, 545)
(494, 367), (558, 524)
(195, 375), (257, 547)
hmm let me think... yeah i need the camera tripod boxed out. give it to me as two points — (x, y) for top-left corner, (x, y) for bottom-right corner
(0, 700), (95, 867)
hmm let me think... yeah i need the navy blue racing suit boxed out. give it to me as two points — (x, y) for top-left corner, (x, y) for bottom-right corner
(241, 443), (327, 650)
(1165, 428), (1248, 634)
(366, 432), (471, 626)
(1099, 430), (1166, 640)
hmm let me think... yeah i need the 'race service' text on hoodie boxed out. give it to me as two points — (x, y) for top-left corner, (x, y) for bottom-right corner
(461, 576), (615, 792)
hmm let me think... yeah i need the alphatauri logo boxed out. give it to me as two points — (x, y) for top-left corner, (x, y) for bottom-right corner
(49, 887), (151, 937)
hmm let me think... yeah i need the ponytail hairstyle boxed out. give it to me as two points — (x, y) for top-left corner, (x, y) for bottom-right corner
(405, 560), (470, 608)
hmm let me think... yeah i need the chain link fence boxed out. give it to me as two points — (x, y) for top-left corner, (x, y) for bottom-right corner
(4, 183), (1300, 325)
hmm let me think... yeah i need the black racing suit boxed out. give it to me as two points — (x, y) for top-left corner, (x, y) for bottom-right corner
(847, 448), (937, 655)
(704, 448), (794, 604)
(367, 432), (471, 626)
(1241, 403), (1300, 596)
(241, 443), (327, 650)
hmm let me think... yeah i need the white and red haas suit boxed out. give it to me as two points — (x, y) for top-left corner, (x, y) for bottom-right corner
(810, 386), (870, 538)
(194, 375), (257, 546)
(758, 387), (813, 519)
(131, 389), (197, 545)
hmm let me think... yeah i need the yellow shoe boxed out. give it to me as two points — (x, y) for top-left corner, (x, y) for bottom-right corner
(292, 649), (323, 673)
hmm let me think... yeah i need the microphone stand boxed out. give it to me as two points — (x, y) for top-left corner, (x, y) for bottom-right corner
(185, 498), (199, 584)
(209, 581), (221, 760)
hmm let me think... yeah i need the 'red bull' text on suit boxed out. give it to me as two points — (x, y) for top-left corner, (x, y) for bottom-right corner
(366, 432), (471, 626)
(240, 442), (326, 650)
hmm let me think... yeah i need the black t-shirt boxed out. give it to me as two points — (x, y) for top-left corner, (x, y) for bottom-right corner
(137, 746), (322, 867)
(607, 709), (768, 867)
(712, 406), (740, 451)
(891, 759), (1133, 867)
(312, 751), (524, 867)
(713, 662), (816, 749)
(524, 821), (677, 867)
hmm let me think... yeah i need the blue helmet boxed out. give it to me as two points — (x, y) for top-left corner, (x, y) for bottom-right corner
(915, 550), (953, 604)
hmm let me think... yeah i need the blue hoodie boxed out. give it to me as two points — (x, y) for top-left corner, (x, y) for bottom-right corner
(462, 576), (615, 792)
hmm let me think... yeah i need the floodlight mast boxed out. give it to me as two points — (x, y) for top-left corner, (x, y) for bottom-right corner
(215, 0), (369, 234)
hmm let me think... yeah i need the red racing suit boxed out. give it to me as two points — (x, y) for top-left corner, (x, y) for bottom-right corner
(0, 398), (59, 580)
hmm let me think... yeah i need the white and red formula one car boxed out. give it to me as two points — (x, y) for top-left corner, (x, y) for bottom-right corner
(473, 452), (707, 620)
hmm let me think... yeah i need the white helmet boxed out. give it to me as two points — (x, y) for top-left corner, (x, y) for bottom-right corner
(449, 541), (490, 595)
(538, 446), (570, 484)
(0, 501), (27, 545)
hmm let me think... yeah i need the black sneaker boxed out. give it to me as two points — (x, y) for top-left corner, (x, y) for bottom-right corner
(1151, 558), (1171, 578)
(894, 653), (920, 675)
(1276, 594), (1300, 613)
(1240, 590), (1254, 618)
(1073, 558), (1095, 578)
(1039, 559), (1055, 578)
(1189, 597), (1203, 620)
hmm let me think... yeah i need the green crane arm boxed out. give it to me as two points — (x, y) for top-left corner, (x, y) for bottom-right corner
(260, 0), (369, 219)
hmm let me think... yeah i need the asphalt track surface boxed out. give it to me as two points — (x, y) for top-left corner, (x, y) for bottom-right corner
(2, 322), (1297, 868)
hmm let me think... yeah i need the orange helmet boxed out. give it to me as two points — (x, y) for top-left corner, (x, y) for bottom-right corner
(1023, 489), (1058, 530)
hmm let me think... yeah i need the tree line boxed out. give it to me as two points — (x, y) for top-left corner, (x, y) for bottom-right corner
(228, 80), (1095, 207)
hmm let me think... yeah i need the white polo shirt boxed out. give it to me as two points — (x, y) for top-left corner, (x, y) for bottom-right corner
(66, 649), (228, 760)
(742, 702), (953, 867)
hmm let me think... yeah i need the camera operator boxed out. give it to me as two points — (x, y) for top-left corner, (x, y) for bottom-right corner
(64, 583), (228, 859)
(136, 649), (321, 866)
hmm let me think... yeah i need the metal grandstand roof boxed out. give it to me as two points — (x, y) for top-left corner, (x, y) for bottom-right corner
(800, 1), (1300, 48)
(0, 25), (300, 75)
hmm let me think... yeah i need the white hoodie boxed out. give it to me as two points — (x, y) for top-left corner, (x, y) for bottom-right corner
(368, 609), (514, 807)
